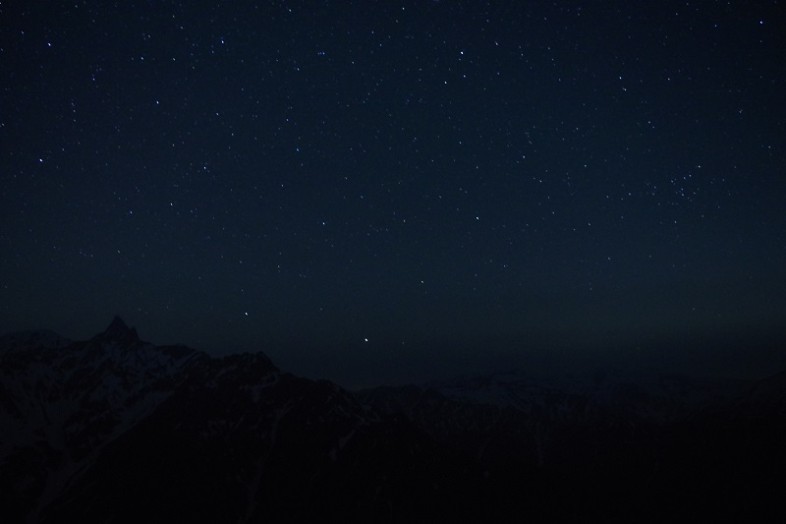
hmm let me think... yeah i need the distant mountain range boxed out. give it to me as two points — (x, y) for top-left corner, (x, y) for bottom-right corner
(2, 318), (785, 522)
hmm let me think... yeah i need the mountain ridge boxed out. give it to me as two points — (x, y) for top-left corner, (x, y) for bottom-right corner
(2, 319), (785, 522)
(2, 319), (517, 523)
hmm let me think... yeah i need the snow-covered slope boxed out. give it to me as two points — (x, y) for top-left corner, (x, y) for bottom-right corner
(0, 317), (204, 521)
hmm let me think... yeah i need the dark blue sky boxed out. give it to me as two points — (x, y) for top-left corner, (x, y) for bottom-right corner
(2, 1), (785, 386)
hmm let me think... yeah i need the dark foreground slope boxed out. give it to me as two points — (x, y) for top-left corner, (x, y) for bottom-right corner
(2, 318), (785, 522)
(360, 370), (786, 522)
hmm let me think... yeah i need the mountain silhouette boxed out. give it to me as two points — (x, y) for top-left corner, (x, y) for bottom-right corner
(1, 319), (785, 522)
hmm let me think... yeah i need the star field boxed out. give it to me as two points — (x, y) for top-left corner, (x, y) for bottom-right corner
(2, 1), (785, 386)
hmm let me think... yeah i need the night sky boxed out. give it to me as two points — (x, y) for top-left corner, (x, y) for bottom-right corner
(2, 1), (785, 387)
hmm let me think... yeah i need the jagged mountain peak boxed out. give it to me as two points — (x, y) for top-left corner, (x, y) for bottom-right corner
(95, 315), (140, 344)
